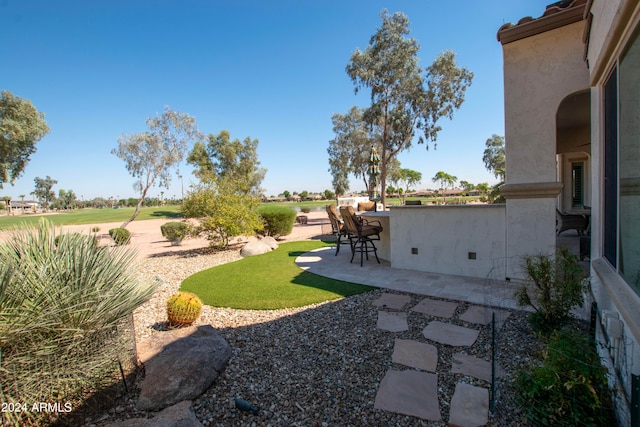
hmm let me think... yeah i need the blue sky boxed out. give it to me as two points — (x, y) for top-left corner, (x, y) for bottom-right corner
(1, 0), (550, 200)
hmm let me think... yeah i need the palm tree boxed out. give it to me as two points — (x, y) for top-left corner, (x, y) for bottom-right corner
(432, 171), (458, 204)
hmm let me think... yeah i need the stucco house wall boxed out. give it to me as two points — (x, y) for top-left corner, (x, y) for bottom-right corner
(585, 1), (640, 424)
(500, 18), (589, 278)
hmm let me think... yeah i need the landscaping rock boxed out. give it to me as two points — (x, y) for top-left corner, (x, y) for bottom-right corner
(136, 325), (231, 411)
(110, 401), (202, 427)
(240, 240), (272, 257)
(261, 235), (279, 250)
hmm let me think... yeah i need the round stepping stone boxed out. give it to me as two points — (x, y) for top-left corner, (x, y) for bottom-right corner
(374, 370), (441, 421)
(392, 339), (438, 372)
(422, 321), (479, 347)
(449, 382), (489, 427)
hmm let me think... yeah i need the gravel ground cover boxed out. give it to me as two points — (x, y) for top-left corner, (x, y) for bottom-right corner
(76, 242), (545, 427)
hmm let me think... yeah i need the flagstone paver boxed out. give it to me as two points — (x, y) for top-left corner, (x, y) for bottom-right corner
(374, 370), (441, 422)
(391, 339), (438, 372)
(411, 298), (458, 318)
(448, 382), (489, 427)
(377, 311), (408, 332)
(460, 305), (511, 328)
(372, 293), (412, 310)
(422, 321), (479, 347)
(451, 353), (497, 383)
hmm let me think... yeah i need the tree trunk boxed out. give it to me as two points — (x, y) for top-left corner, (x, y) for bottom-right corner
(120, 186), (149, 228)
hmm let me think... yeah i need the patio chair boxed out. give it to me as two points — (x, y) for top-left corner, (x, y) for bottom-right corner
(339, 206), (383, 267)
(325, 204), (348, 255)
(556, 209), (589, 236)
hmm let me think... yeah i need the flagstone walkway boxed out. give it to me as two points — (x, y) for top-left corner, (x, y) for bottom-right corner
(295, 246), (519, 425)
(372, 292), (510, 426)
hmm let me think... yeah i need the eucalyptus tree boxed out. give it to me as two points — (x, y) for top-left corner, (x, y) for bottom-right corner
(327, 106), (376, 194)
(0, 91), (50, 187)
(33, 175), (57, 209)
(113, 106), (202, 228)
(483, 134), (505, 181)
(187, 130), (266, 197)
(346, 10), (473, 206)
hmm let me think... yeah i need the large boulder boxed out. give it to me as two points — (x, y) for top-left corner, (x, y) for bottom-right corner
(261, 236), (279, 250)
(110, 401), (202, 427)
(240, 239), (272, 257)
(136, 325), (231, 411)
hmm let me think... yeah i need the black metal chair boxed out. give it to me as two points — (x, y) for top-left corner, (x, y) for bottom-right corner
(556, 209), (589, 236)
(325, 204), (348, 255)
(339, 206), (383, 266)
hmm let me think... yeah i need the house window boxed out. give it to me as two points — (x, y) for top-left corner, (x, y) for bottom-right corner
(571, 162), (584, 208)
(618, 27), (640, 294)
(604, 27), (640, 295)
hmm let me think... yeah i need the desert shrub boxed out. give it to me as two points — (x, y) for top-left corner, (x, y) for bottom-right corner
(181, 179), (264, 249)
(0, 219), (158, 426)
(300, 207), (311, 213)
(109, 227), (131, 245)
(515, 329), (615, 426)
(515, 247), (586, 334)
(160, 221), (190, 245)
(257, 206), (297, 237)
(166, 291), (203, 326)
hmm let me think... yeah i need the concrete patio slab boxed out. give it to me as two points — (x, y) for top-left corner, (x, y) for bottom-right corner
(459, 305), (511, 328)
(372, 293), (412, 310)
(377, 311), (408, 332)
(451, 353), (500, 383)
(374, 370), (441, 421)
(392, 339), (438, 372)
(422, 321), (479, 347)
(295, 247), (523, 310)
(411, 298), (458, 318)
(448, 382), (489, 427)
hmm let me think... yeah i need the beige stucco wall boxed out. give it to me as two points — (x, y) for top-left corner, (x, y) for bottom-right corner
(502, 21), (589, 184)
(389, 205), (505, 278)
(501, 20), (589, 277)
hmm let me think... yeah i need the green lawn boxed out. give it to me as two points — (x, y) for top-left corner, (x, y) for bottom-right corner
(0, 206), (182, 230)
(180, 240), (373, 310)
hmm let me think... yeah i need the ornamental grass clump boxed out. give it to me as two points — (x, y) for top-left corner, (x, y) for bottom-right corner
(167, 291), (202, 326)
(0, 219), (158, 426)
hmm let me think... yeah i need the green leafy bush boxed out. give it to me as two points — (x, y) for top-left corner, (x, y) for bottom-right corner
(181, 179), (264, 249)
(515, 247), (586, 333)
(515, 329), (615, 426)
(300, 207), (311, 213)
(257, 206), (297, 237)
(0, 220), (158, 426)
(160, 221), (190, 245)
(109, 227), (131, 245)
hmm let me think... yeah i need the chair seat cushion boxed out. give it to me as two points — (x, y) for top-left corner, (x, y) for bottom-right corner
(361, 225), (382, 236)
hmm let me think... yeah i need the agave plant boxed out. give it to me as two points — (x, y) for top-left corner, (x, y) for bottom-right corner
(0, 219), (158, 425)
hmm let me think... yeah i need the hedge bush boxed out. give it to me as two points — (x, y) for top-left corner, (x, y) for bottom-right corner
(108, 227), (131, 245)
(160, 221), (190, 245)
(257, 206), (297, 237)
